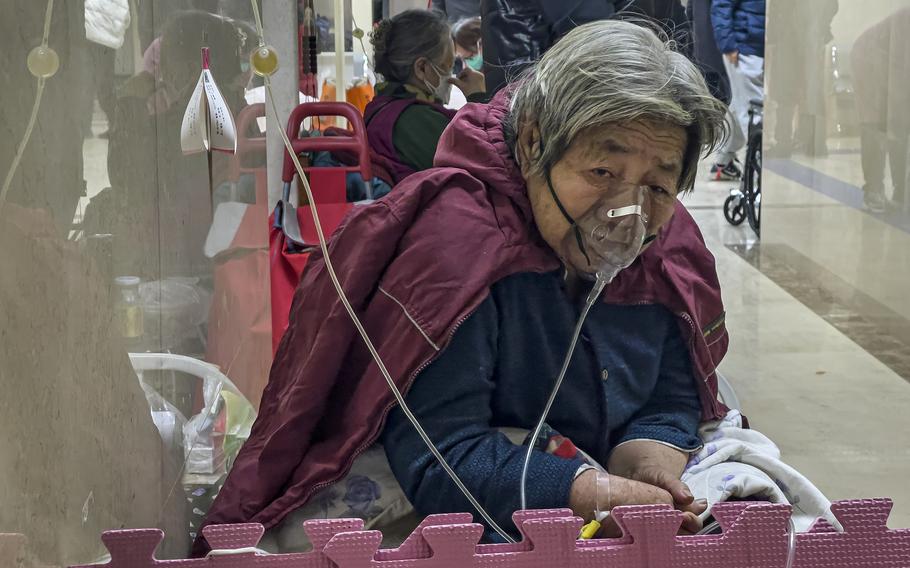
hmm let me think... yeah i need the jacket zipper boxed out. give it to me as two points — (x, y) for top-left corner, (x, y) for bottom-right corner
(675, 310), (724, 419)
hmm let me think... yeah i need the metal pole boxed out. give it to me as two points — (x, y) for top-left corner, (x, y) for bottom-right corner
(263, 0), (299, 209)
(335, 0), (345, 104)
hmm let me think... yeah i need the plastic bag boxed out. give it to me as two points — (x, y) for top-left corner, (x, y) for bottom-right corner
(137, 378), (188, 453)
(182, 371), (256, 475)
(139, 278), (212, 346)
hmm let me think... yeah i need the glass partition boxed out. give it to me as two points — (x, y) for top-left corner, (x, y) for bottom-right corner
(1, 1), (271, 563)
(754, 0), (910, 528)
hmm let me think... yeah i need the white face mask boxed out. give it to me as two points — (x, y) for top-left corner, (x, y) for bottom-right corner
(423, 61), (453, 105)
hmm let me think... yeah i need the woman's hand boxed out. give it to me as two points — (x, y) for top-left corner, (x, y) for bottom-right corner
(626, 465), (704, 514)
(449, 66), (486, 97)
(608, 440), (696, 505)
(570, 470), (704, 536)
(602, 439), (708, 535)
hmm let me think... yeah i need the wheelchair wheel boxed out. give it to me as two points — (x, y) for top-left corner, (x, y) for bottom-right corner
(724, 194), (746, 226)
(744, 129), (762, 236)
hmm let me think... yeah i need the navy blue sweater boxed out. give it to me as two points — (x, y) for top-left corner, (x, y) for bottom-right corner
(381, 271), (703, 537)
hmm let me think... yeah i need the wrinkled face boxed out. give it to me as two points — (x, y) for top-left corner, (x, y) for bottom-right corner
(519, 120), (687, 275)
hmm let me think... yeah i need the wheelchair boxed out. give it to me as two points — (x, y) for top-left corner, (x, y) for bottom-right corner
(723, 99), (763, 237)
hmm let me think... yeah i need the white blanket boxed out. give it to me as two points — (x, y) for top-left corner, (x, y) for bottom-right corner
(682, 410), (840, 532)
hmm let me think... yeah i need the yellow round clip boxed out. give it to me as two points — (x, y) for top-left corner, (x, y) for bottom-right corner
(250, 45), (279, 77)
(27, 45), (59, 78)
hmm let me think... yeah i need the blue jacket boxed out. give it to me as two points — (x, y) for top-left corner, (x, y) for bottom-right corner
(382, 271), (702, 539)
(711, 0), (766, 57)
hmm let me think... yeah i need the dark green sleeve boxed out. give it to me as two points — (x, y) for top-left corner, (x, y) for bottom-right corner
(392, 104), (452, 172)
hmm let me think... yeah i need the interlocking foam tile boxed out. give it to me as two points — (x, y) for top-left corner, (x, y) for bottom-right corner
(71, 500), (910, 568)
(375, 514), (473, 561)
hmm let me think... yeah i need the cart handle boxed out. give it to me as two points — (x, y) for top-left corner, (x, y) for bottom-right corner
(281, 101), (373, 183)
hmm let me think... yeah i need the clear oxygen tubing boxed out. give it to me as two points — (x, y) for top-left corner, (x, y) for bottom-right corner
(519, 274), (609, 511)
(0, 0), (55, 220)
(518, 187), (647, 512)
(248, 0), (515, 542)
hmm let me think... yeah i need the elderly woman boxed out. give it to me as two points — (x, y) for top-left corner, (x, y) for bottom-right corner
(197, 20), (729, 552)
(365, 9), (486, 184)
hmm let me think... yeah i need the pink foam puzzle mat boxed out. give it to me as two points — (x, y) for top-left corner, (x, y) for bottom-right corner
(4, 499), (908, 567)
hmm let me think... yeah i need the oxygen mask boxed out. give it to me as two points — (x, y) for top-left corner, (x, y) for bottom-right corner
(557, 183), (651, 284)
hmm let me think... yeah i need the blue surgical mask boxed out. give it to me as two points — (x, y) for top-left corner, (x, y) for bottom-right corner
(465, 54), (483, 71)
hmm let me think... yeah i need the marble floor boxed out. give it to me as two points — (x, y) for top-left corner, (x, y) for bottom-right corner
(684, 165), (910, 529)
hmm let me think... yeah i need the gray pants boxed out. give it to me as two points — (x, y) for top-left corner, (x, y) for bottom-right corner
(718, 54), (765, 164)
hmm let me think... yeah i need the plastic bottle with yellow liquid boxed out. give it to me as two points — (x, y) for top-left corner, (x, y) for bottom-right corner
(114, 276), (144, 345)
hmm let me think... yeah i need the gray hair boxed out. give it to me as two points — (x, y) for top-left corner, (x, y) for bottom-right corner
(370, 10), (450, 83)
(507, 20), (728, 193)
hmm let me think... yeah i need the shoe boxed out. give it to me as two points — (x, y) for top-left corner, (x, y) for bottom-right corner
(710, 160), (742, 181)
(863, 191), (886, 214)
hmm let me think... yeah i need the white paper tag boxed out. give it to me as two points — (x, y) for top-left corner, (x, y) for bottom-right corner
(180, 72), (208, 154)
(181, 67), (237, 154)
(203, 69), (237, 153)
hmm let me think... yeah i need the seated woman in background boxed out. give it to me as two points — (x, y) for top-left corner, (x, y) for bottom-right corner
(364, 9), (486, 184)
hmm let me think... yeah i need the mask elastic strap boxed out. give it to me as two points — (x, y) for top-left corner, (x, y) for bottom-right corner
(545, 168), (592, 267)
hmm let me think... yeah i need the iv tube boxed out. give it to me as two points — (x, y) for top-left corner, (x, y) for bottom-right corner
(248, 0), (515, 542)
(0, 0), (55, 219)
(519, 189), (646, 512)
(519, 275), (609, 511)
(786, 517), (797, 568)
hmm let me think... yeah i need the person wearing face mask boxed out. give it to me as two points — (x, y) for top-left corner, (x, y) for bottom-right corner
(196, 21), (732, 553)
(452, 17), (483, 72)
(363, 9), (487, 184)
